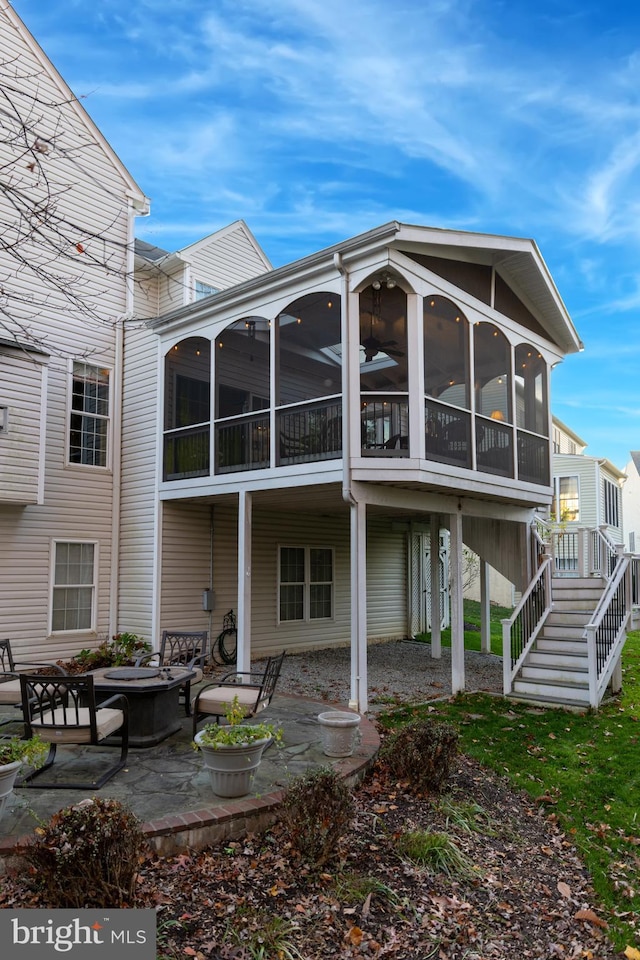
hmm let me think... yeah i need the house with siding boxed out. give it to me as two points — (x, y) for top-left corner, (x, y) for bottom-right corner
(2, 2), (635, 713)
(134, 221), (632, 712)
(0, 0), (148, 664)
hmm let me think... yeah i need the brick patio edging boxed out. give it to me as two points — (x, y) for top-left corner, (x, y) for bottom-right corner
(0, 708), (380, 867)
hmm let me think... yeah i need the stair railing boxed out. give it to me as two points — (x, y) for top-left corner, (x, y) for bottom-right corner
(584, 554), (631, 708)
(588, 526), (618, 578)
(502, 555), (553, 696)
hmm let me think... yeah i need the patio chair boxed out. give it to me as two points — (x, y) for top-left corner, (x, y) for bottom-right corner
(136, 630), (209, 716)
(0, 638), (67, 729)
(192, 649), (286, 736)
(18, 674), (129, 789)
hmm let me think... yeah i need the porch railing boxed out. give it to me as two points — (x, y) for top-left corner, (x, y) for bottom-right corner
(535, 521), (619, 579)
(361, 395), (409, 455)
(502, 555), (553, 696)
(215, 413), (270, 474)
(278, 398), (342, 465)
(163, 424), (209, 481)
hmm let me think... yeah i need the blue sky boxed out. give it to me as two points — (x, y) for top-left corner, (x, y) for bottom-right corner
(11, 0), (640, 469)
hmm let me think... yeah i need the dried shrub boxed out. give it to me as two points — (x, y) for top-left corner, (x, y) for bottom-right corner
(17, 797), (147, 907)
(379, 717), (458, 794)
(280, 767), (355, 866)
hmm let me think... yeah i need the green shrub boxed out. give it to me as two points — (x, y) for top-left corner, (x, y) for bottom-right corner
(379, 717), (458, 794)
(18, 798), (146, 907)
(281, 767), (355, 866)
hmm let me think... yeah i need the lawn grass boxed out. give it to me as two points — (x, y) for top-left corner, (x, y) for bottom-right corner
(381, 629), (640, 950)
(415, 598), (511, 655)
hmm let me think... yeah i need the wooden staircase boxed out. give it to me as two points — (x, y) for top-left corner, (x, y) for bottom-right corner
(510, 577), (605, 707)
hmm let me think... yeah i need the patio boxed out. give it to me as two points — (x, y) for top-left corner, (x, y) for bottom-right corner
(0, 692), (379, 865)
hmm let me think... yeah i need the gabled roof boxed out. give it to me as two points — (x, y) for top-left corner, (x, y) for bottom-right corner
(150, 221), (582, 358)
(1, 1), (149, 214)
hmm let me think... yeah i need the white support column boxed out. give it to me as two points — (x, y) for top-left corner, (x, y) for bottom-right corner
(449, 509), (465, 694)
(430, 517), (441, 658)
(236, 490), (252, 674)
(480, 560), (491, 653)
(349, 498), (368, 712)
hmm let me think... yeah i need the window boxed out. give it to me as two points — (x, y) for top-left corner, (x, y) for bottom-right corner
(554, 476), (579, 522)
(69, 362), (110, 466)
(51, 541), (96, 632)
(603, 478), (620, 527)
(279, 546), (333, 622)
(194, 280), (219, 300)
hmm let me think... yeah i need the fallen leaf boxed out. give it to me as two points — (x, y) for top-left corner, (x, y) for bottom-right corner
(347, 926), (364, 946)
(624, 947), (640, 960)
(557, 881), (572, 898)
(574, 908), (608, 929)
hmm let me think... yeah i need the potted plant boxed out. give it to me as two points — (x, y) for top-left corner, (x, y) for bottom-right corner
(193, 696), (281, 798)
(0, 734), (48, 818)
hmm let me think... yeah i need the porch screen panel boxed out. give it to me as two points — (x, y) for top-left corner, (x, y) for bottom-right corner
(424, 296), (469, 409)
(474, 323), (511, 423)
(514, 344), (548, 435)
(164, 337), (211, 480)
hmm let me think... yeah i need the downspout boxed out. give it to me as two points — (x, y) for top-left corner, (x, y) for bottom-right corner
(335, 252), (367, 712)
(108, 198), (137, 636)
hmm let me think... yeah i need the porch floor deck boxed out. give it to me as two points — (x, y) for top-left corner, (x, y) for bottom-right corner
(0, 694), (379, 862)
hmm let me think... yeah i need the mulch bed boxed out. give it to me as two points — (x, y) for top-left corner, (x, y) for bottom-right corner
(2, 750), (622, 959)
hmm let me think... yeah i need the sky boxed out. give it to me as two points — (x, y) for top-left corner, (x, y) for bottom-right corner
(10, 0), (640, 470)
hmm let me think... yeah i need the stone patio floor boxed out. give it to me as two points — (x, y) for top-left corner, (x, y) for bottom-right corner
(0, 694), (379, 864)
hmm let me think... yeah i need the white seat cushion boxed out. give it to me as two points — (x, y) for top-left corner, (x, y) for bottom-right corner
(197, 685), (266, 718)
(30, 707), (125, 744)
(0, 679), (22, 704)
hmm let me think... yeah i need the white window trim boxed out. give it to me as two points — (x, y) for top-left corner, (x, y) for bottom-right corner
(277, 544), (334, 624)
(65, 359), (113, 471)
(553, 474), (580, 523)
(49, 538), (99, 636)
(603, 477), (620, 528)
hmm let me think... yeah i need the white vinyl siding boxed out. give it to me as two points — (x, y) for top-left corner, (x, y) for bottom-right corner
(0, 5), (145, 662)
(0, 347), (47, 504)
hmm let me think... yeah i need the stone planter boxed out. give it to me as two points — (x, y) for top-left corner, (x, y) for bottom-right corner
(0, 760), (21, 819)
(194, 731), (272, 798)
(317, 711), (361, 758)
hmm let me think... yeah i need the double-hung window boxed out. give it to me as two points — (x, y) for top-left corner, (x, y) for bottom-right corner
(553, 476), (579, 523)
(603, 478), (620, 527)
(51, 541), (96, 632)
(279, 546), (333, 622)
(69, 362), (110, 467)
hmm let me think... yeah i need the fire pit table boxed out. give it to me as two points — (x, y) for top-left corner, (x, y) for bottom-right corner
(90, 666), (196, 747)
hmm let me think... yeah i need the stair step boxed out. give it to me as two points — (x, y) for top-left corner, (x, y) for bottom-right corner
(536, 637), (587, 654)
(520, 664), (588, 683)
(508, 691), (590, 710)
(512, 677), (589, 702)
(527, 650), (588, 669)
(546, 611), (592, 626)
(541, 626), (586, 642)
(552, 577), (605, 589)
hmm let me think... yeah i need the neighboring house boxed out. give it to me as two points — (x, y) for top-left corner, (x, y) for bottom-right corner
(550, 417), (625, 570)
(133, 221), (589, 710)
(621, 452), (640, 552)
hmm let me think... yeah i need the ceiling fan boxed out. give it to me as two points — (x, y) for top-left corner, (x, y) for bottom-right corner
(361, 334), (405, 362)
(362, 284), (405, 362)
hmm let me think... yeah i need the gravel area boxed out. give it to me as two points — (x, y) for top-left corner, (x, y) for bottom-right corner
(267, 640), (503, 713)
